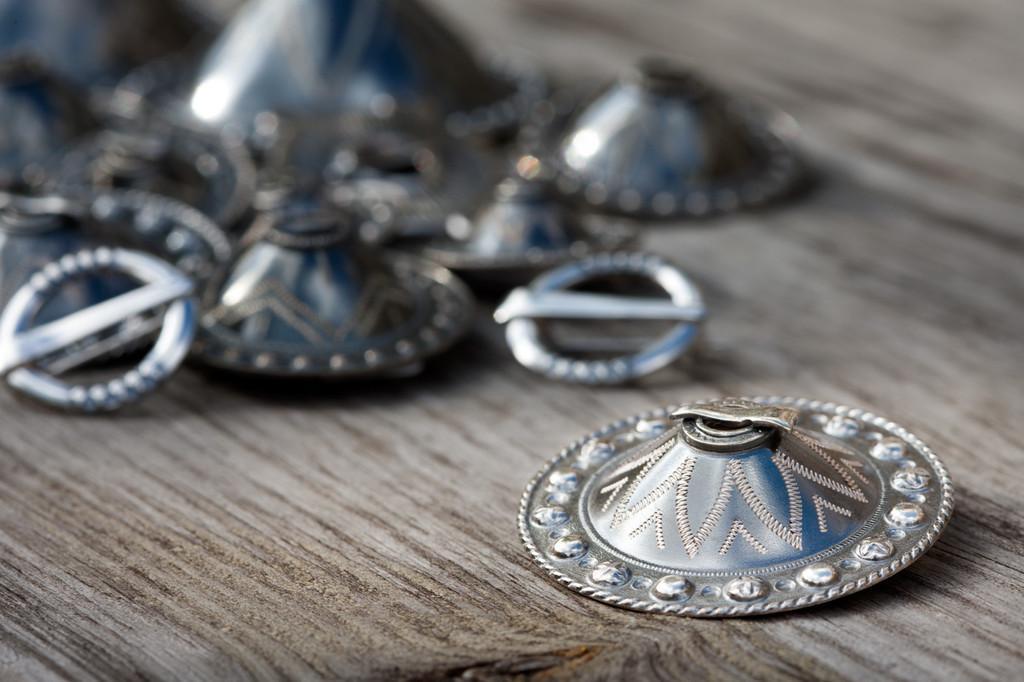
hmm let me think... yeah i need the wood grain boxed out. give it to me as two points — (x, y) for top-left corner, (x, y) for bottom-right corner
(2, 0), (1023, 679)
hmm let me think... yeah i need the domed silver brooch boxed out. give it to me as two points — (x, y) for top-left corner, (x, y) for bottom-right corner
(519, 397), (953, 616)
(193, 202), (474, 378)
(184, 0), (542, 140)
(421, 171), (633, 284)
(545, 59), (804, 219)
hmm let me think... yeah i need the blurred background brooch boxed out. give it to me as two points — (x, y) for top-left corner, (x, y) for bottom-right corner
(55, 126), (256, 229)
(419, 157), (634, 286)
(535, 58), (806, 219)
(119, 0), (545, 145)
(0, 58), (97, 191)
(193, 199), (474, 378)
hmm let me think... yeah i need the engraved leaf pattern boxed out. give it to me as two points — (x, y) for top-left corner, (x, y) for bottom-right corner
(598, 431), (869, 558)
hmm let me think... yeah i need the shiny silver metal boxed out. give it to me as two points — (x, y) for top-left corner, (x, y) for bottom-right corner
(193, 201), (474, 378)
(56, 127), (256, 228)
(0, 58), (96, 190)
(519, 397), (954, 616)
(0, 193), (95, 313)
(0, 190), (230, 317)
(185, 0), (542, 140)
(494, 252), (705, 383)
(177, 0), (243, 29)
(548, 59), (803, 219)
(263, 124), (498, 239)
(420, 168), (633, 281)
(0, 0), (201, 88)
(0, 247), (197, 411)
(76, 190), (233, 281)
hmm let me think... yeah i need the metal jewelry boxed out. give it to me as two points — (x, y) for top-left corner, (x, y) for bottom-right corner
(0, 247), (197, 411)
(546, 59), (804, 219)
(420, 168), (633, 283)
(56, 127), (256, 228)
(494, 252), (705, 383)
(519, 397), (953, 616)
(193, 200), (474, 378)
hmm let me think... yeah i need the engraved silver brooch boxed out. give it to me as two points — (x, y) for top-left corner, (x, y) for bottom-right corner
(519, 397), (953, 616)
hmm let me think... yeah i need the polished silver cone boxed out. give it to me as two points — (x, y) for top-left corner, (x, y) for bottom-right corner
(194, 201), (474, 377)
(0, 59), (96, 190)
(550, 59), (803, 219)
(520, 397), (953, 616)
(0, 0), (201, 88)
(420, 172), (632, 280)
(187, 0), (540, 139)
(56, 127), (256, 228)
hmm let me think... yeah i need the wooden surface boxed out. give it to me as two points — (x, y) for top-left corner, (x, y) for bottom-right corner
(2, 0), (1023, 679)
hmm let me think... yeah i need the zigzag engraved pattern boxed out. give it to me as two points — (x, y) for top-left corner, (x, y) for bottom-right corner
(598, 477), (629, 513)
(676, 457), (731, 557)
(773, 451), (868, 503)
(812, 494), (853, 533)
(597, 429), (874, 559)
(842, 458), (872, 487)
(792, 430), (869, 499)
(629, 510), (666, 549)
(719, 520), (768, 555)
(728, 460), (803, 550)
(207, 274), (415, 344)
(777, 456), (804, 533)
(609, 439), (676, 529)
(209, 280), (332, 343)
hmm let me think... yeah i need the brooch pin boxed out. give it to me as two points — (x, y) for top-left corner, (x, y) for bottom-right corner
(0, 247), (196, 411)
(494, 252), (705, 383)
(0, 189), (230, 312)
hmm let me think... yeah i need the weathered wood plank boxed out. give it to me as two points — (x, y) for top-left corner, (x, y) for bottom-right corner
(1, 0), (1022, 679)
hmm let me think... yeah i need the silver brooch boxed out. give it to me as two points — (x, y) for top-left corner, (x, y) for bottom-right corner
(0, 0), (202, 88)
(420, 169), (633, 282)
(0, 58), (96, 190)
(193, 201), (474, 378)
(264, 124), (497, 240)
(0, 189), (230, 311)
(56, 127), (256, 227)
(494, 252), (705, 383)
(0, 247), (196, 411)
(75, 189), (233, 281)
(519, 397), (953, 616)
(185, 0), (542, 140)
(547, 59), (804, 219)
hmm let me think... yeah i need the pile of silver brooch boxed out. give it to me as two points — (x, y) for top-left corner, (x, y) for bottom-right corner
(0, 0), (952, 616)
